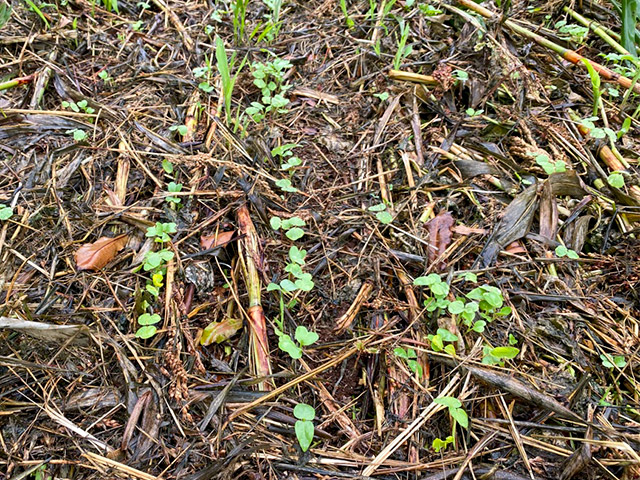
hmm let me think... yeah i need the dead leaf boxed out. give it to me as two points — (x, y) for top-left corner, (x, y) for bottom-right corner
(426, 212), (455, 270)
(75, 234), (128, 271)
(200, 230), (235, 250)
(200, 317), (243, 346)
(452, 224), (486, 235)
(539, 179), (558, 241)
(505, 241), (527, 255)
(480, 184), (538, 267)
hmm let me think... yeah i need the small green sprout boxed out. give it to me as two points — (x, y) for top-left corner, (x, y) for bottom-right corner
(293, 403), (315, 452)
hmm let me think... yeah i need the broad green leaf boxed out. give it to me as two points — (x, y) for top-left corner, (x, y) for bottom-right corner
(414, 273), (440, 286)
(0, 205), (13, 220)
(295, 420), (314, 452)
(450, 407), (469, 429)
(289, 245), (307, 265)
(280, 279), (298, 292)
(138, 313), (161, 325)
(270, 216), (282, 230)
(293, 403), (316, 421)
(135, 326), (157, 339)
(376, 211), (393, 224)
(447, 300), (465, 315)
(295, 326), (319, 346)
(282, 216), (305, 229)
(393, 347), (408, 359)
(490, 346), (519, 359)
(266, 282), (281, 292)
(286, 227), (305, 241)
(437, 328), (458, 342)
(434, 396), (461, 409)
(295, 277), (314, 291)
(368, 203), (387, 212)
(279, 334), (302, 358)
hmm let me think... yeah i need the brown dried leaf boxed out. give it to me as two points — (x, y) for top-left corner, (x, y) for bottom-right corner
(200, 230), (235, 250)
(539, 179), (558, 241)
(75, 234), (128, 271)
(426, 211), (455, 270)
(480, 184), (538, 267)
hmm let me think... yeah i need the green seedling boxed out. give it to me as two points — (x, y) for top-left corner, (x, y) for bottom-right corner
(432, 435), (454, 453)
(340, 0), (354, 28)
(0, 2), (12, 29)
(271, 216), (305, 241)
(607, 172), (625, 188)
(393, 17), (413, 70)
(146, 222), (177, 243)
(215, 37), (246, 121)
(600, 353), (627, 369)
(368, 203), (393, 224)
(452, 69), (468, 82)
(293, 403), (315, 452)
(528, 152), (566, 175)
(482, 345), (519, 366)
(135, 313), (161, 339)
(273, 143), (302, 170)
(427, 328), (458, 355)
(232, 0), (248, 42)
(62, 99), (95, 114)
(169, 124), (188, 136)
(579, 117), (616, 142)
(275, 178), (298, 193)
(0, 204), (13, 220)
(277, 325), (318, 359)
(394, 346), (423, 377)
(66, 129), (87, 141)
(582, 58), (602, 116)
(555, 245), (579, 259)
(555, 20), (588, 43)
(374, 92), (390, 101)
(268, 245), (314, 294)
(466, 107), (483, 118)
(246, 58), (292, 122)
(98, 70), (113, 83)
(420, 3), (443, 15)
(434, 396), (468, 448)
(166, 182), (182, 204)
(162, 159), (174, 174)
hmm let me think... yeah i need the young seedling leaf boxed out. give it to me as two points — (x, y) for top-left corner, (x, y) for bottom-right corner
(434, 396), (462, 409)
(295, 420), (314, 452)
(135, 326), (157, 339)
(295, 326), (319, 346)
(293, 403), (316, 421)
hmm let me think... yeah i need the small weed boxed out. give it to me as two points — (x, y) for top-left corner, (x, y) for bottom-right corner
(555, 244), (579, 259)
(169, 124), (188, 136)
(607, 172), (625, 188)
(66, 129), (87, 141)
(339, 0), (354, 28)
(232, 0), (249, 43)
(273, 143), (302, 170)
(394, 347), (423, 376)
(368, 202), (393, 224)
(434, 396), (468, 430)
(419, 3), (443, 15)
(528, 152), (566, 175)
(246, 58), (292, 122)
(62, 99), (95, 114)
(555, 20), (588, 43)
(165, 182), (182, 204)
(482, 345), (519, 366)
(393, 18), (412, 70)
(270, 216), (305, 241)
(466, 107), (483, 118)
(600, 353), (626, 369)
(452, 69), (468, 82)
(432, 435), (454, 452)
(293, 403), (315, 452)
(0, 204), (13, 220)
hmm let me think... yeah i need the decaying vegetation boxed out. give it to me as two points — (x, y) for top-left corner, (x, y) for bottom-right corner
(0, 0), (639, 478)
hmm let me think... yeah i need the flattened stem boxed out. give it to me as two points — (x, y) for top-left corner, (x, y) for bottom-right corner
(237, 205), (273, 390)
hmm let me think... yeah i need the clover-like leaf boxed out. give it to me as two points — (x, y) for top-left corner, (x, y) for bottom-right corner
(295, 420), (314, 452)
(286, 227), (305, 241)
(295, 326), (319, 346)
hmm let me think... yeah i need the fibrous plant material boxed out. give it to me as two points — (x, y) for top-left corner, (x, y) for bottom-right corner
(237, 205), (273, 390)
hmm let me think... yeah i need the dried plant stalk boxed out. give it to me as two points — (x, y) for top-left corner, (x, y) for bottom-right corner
(237, 205), (273, 390)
